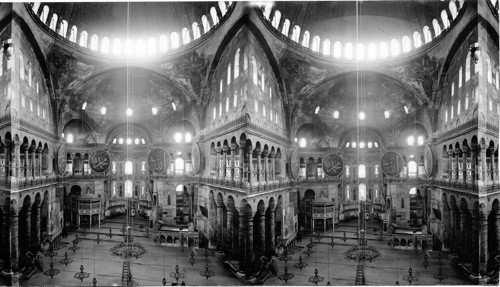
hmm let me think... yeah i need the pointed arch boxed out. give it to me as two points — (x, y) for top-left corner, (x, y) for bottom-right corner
(413, 31), (422, 48)
(302, 30), (310, 48)
(311, 35), (320, 52)
(281, 19), (290, 36)
(79, 30), (88, 47)
(210, 7), (219, 26)
(49, 13), (58, 31)
(182, 27), (191, 44)
(69, 25), (77, 42)
(291, 25), (300, 43)
(402, 36), (411, 52)
(202, 15), (211, 33)
(423, 26), (432, 43)
(234, 48), (240, 79)
(323, 39), (331, 55)
(192, 22), (201, 40)
(272, 10), (281, 29)
(345, 42), (353, 59)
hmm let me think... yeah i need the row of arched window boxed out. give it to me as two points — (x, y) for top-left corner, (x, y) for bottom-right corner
(32, 2), (233, 56)
(262, 0), (462, 61)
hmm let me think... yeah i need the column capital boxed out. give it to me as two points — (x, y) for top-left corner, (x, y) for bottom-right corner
(254, 147), (261, 154)
(230, 143), (237, 150)
(261, 150), (269, 158)
(461, 146), (469, 153)
(268, 151), (276, 158)
(222, 146), (229, 152)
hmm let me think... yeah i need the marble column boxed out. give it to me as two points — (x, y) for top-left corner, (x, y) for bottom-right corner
(497, 212), (500, 256)
(459, 210), (466, 259)
(24, 208), (31, 252)
(247, 148), (253, 183)
(216, 147), (221, 178)
(269, 152), (275, 182)
(449, 207), (456, 250)
(442, 151), (449, 179)
(246, 218), (254, 264)
(470, 144), (477, 183)
(222, 146), (228, 179)
(239, 214), (246, 270)
(269, 209), (275, 255)
(21, 148), (27, 178)
(259, 211), (265, 257)
(455, 148), (461, 181)
(30, 149), (36, 178)
(480, 146), (487, 182)
(10, 208), (19, 271)
(255, 148), (262, 183)
(3, 209), (9, 265)
(238, 141), (245, 183)
(37, 147), (43, 177)
(479, 215), (488, 274)
(262, 150), (268, 183)
(217, 204), (224, 246)
(461, 146), (468, 182)
(489, 147), (496, 181)
(227, 208), (233, 249)
(230, 144), (237, 180)
(4, 139), (11, 179)
(471, 211), (479, 274)
(13, 140), (20, 179)
(33, 203), (41, 250)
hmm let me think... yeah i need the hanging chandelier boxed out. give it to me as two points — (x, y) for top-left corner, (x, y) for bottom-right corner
(74, 265), (90, 282)
(308, 269), (324, 286)
(59, 251), (73, 266)
(278, 266), (294, 284)
(293, 256), (308, 270)
(43, 262), (60, 279)
(200, 263), (215, 279)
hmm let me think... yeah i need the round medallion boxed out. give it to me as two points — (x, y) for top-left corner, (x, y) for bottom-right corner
(56, 144), (67, 175)
(380, 151), (404, 177)
(148, 148), (171, 173)
(322, 154), (344, 177)
(424, 144), (433, 176)
(89, 149), (111, 173)
(289, 148), (300, 180)
(192, 142), (201, 175)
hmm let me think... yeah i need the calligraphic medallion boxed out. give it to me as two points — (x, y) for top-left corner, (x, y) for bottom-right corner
(191, 142), (201, 175)
(289, 148), (300, 180)
(148, 148), (171, 173)
(380, 151), (404, 177)
(424, 144), (433, 176)
(322, 154), (344, 177)
(56, 144), (67, 175)
(89, 149), (111, 173)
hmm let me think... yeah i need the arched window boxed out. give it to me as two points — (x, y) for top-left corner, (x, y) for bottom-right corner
(407, 135), (415, 146)
(345, 165), (350, 178)
(333, 41), (342, 58)
(390, 39), (400, 56)
(175, 157), (184, 174)
(486, 57), (492, 83)
(413, 31), (422, 48)
(125, 180), (133, 198)
(124, 39), (134, 56)
(312, 36), (321, 52)
(423, 26), (432, 43)
(356, 43), (364, 60)
(263, 2), (272, 19)
(125, 160), (133, 175)
(346, 185), (350, 199)
(367, 142), (373, 148)
(32, 3), (41, 14)
(417, 135), (425, 145)
(409, 187), (417, 195)
(281, 19), (290, 36)
(112, 161), (117, 174)
(465, 52), (471, 82)
(367, 43), (376, 60)
(113, 38), (122, 55)
(441, 10), (450, 29)
(201, 15), (210, 33)
(112, 181), (116, 196)
(465, 94), (469, 110)
(408, 161), (417, 178)
(69, 26), (77, 42)
(192, 22), (201, 40)
(345, 42), (353, 59)
(218, 1), (227, 16)
(359, 184), (367, 201)
(457, 99), (461, 115)
(210, 7), (219, 25)
(243, 53), (248, 71)
(136, 39), (146, 56)
(299, 138), (306, 148)
(432, 19), (442, 37)
(19, 53), (24, 79)
(374, 164), (379, 176)
(234, 49), (240, 79)
(302, 30), (310, 48)
(261, 71), (265, 91)
(291, 25), (300, 42)
(171, 32), (180, 49)
(101, 37), (109, 53)
(358, 164), (366, 178)
(379, 41), (388, 59)
(234, 91), (238, 107)
(401, 198), (405, 208)
(159, 35), (168, 52)
(58, 20), (68, 38)
(225, 96), (229, 112)
(227, 64), (231, 85)
(450, 1), (459, 19)
(459, 66), (463, 87)
(272, 10), (281, 29)
(40, 5), (49, 24)
(445, 110), (448, 122)
(251, 55), (258, 85)
(323, 39), (331, 55)
(402, 36), (411, 52)
(182, 28), (191, 44)
(79, 31), (88, 47)
(49, 13), (58, 31)
(147, 37), (156, 55)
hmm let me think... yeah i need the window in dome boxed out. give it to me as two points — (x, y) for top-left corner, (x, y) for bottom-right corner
(272, 10), (281, 29)
(352, 142), (357, 148)
(19, 54), (24, 80)
(409, 187), (417, 195)
(254, 100), (258, 112)
(408, 161), (417, 178)
(174, 132), (182, 143)
(125, 180), (132, 197)
(314, 106), (320, 114)
(112, 38), (121, 55)
(404, 105), (409, 114)
(79, 31), (88, 47)
(441, 10), (450, 29)
(101, 37), (110, 53)
(175, 157), (185, 174)
(243, 53), (248, 71)
(136, 39), (146, 57)
(299, 138), (306, 148)
(384, 110), (390, 118)
(227, 64), (232, 85)
(432, 19), (442, 36)
(32, 3), (41, 14)
(213, 107), (216, 119)
(449, 1), (458, 19)
(282, 19), (290, 36)
(234, 49), (240, 79)
(40, 6), (49, 24)
(142, 138), (146, 144)
(451, 82), (455, 96)
(251, 55), (258, 85)
(465, 52), (471, 82)
(333, 41), (342, 58)
(172, 102), (177, 111)
(323, 40), (331, 56)
(134, 138), (139, 145)
(359, 184), (366, 201)
(185, 133), (192, 142)
(356, 43), (365, 60)
(101, 106), (106, 115)
(312, 36), (321, 52)
(69, 26), (77, 42)
(358, 164), (366, 178)
(263, 2), (272, 19)
(192, 22), (201, 40)
(263, 105), (266, 117)
(459, 65), (464, 87)
(346, 185), (350, 198)
(374, 142), (378, 148)
(291, 25), (300, 43)
(126, 138), (132, 145)
(379, 41), (388, 59)
(219, 79), (223, 94)
(145, 37), (156, 55)
(487, 58), (492, 83)
(201, 15), (210, 33)
(423, 26), (432, 43)
(402, 36), (411, 53)
(368, 142), (372, 148)
(226, 97), (229, 112)
(345, 42), (353, 59)
(58, 20), (68, 38)
(123, 39), (133, 56)
(49, 14), (58, 31)
(413, 32), (422, 48)
(210, 7), (219, 25)
(489, 99), (493, 111)
(333, 110), (339, 119)
(390, 39), (400, 56)
(346, 142), (350, 148)
(261, 71), (265, 91)
(451, 106), (454, 118)
(218, 1), (227, 16)
(359, 142), (365, 149)
(367, 43), (376, 60)
(457, 100), (461, 115)
(417, 135), (424, 146)
(465, 95), (469, 110)
(66, 133), (73, 144)
(358, 111), (365, 120)
(159, 35), (168, 52)
(219, 102), (222, 116)
(445, 110), (448, 122)
(182, 28), (191, 44)
(171, 32), (180, 49)
(302, 31), (310, 48)
(407, 135), (415, 146)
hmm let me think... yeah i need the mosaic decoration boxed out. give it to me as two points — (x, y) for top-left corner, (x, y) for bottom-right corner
(322, 154), (344, 176)
(424, 144), (433, 176)
(289, 148), (300, 180)
(192, 142), (201, 175)
(148, 148), (171, 173)
(381, 151), (404, 177)
(89, 149), (111, 173)
(56, 144), (67, 175)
